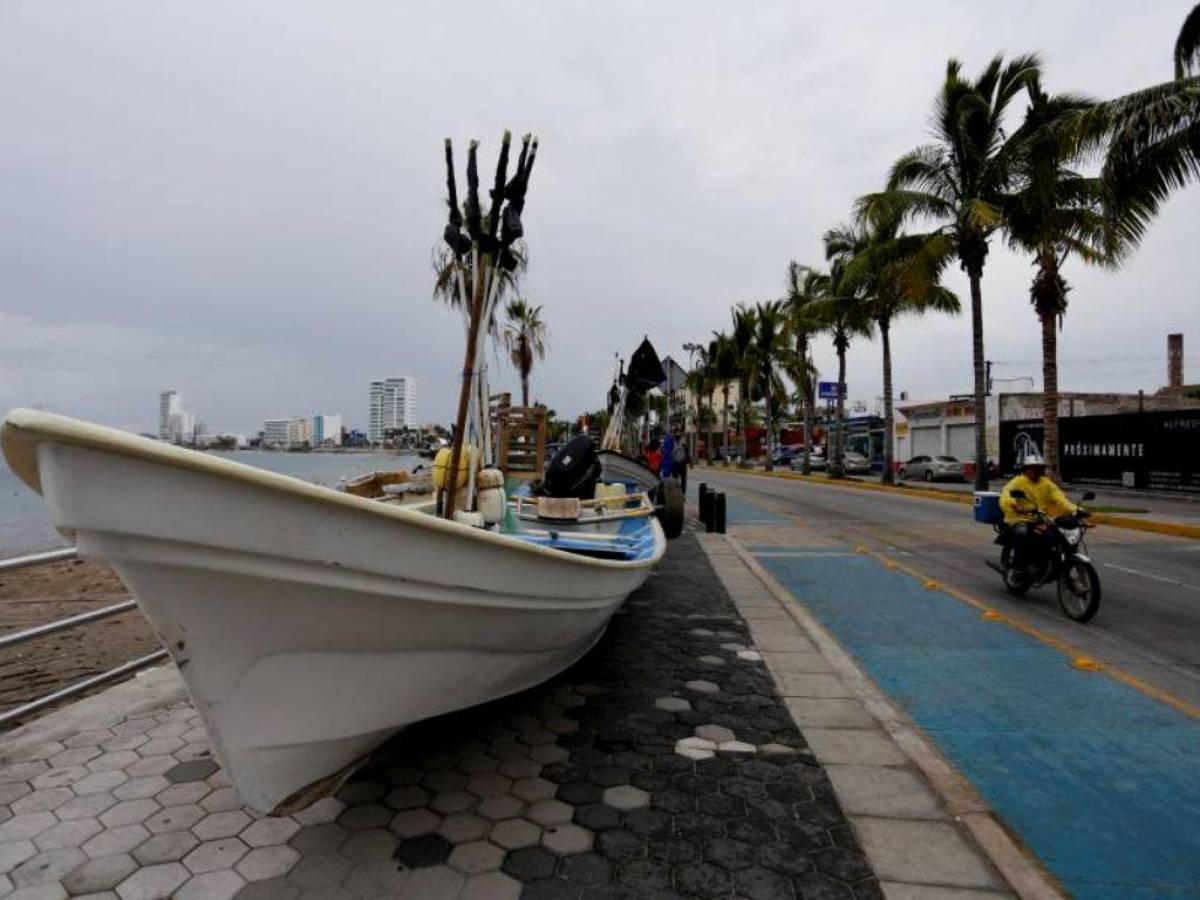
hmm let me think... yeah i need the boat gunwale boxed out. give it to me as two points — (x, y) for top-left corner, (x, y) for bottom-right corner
(2, 408), (666, 571)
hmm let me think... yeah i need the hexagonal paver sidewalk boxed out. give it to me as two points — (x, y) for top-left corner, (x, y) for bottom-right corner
(0, 529), (881, 898)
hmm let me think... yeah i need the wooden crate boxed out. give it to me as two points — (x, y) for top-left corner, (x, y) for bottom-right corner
(498, 405), (547, 475)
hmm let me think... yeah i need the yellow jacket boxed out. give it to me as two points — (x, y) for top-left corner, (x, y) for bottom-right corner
(1000, 474), (1077, 525)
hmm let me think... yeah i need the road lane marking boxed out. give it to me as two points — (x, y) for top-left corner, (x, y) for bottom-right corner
(1103, 562), (1200, 593)
(699, 465), (1200, 541)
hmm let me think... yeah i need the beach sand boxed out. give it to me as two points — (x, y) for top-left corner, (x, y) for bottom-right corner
(0, 558), (159, 728)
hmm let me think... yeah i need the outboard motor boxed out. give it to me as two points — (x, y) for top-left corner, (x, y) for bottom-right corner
(541, 434), (601, 499)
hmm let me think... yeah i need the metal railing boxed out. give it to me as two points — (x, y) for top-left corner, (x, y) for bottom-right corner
(0, 547), (168, 727)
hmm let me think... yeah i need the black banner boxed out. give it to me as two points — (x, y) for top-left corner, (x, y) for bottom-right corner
(998, 419), (1044, 474)
(1000, 409), (1200, 493)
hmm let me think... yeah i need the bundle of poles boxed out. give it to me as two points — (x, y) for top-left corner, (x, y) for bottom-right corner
(440, 131), (538, 519)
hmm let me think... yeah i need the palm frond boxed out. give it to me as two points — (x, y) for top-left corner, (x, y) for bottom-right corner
(1177, 3), (1200, 79)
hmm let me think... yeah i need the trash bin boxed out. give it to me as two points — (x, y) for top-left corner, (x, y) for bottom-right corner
(973, 491), (1003, 525)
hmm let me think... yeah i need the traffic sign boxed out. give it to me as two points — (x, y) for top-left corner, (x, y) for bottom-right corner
(818, 381), (846, 400)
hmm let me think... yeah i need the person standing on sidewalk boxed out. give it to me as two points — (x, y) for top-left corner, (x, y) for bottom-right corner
(673, 437), (690, 493)
(660, 432), (675, 479)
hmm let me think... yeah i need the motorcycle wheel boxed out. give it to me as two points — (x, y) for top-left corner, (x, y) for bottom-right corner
(1057, 560), (1101, 623)
(1002, 567), (1029, 597)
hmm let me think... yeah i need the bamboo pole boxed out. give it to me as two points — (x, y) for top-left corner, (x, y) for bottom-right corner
(443, 140), (484, 517)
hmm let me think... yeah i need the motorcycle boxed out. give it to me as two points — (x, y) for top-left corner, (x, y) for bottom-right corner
(986, 489), (1102, 622)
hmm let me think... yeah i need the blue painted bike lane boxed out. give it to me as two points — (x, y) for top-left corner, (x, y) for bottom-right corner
(708, 484), (1200, 898)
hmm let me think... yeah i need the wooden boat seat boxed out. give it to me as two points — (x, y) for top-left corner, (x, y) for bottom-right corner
(537, 497), (581, 521)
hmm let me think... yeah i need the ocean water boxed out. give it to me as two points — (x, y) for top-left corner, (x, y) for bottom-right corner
(0, 449), (420, 557)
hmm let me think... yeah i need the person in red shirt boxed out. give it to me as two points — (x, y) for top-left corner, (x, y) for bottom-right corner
(644, 438), (663, 475)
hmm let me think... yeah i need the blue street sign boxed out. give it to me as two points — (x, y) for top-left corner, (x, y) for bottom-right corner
(818, 381), (846, 400)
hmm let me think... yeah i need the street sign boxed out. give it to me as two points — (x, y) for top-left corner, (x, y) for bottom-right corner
(818, 381), (846, 400)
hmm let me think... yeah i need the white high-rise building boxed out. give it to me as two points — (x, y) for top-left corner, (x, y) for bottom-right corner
(313, 413), (343, 446)
(368, 377), (417, 441)
(262, 417), (312, 449)
(168, 411), (195, 445)
(159, 390), (182, 440)
(159, 390), (197, 444)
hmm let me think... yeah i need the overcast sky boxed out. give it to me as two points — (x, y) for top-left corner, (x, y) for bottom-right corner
(2, 1), (1197, 436)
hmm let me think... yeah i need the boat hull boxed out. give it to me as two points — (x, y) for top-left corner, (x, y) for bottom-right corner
(598, 450), (660, 492)
(3, 410), (662, 812)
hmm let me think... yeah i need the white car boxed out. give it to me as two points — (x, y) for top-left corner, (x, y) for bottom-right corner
(900, 455), (965, 482)
(842, 451), (872, 475)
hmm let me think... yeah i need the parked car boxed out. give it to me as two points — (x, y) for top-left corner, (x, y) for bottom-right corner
(899, 455), (965, 482)
(790, 451), (828, 472)
(771, 443), (802, 466)
(842, 451), (871, 475)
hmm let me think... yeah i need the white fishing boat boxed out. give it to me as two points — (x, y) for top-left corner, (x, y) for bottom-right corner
(1, 408), (665, 813)
(598, 449), (660, 493)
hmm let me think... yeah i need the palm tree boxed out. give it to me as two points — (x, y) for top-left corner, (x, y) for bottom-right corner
(747, 301), (789, 471)
(861, 55), (1041, 489)
(840, 213), (960, 484)
(783, 262), (827, 474)
(709, 332), (738, 462)
(729, 305), (757, 460)
(1086, 7), (1200, 251)
(1175, 4), (1200, 79)
(501, 299), (547, 407)
(684, 345), (713, 462)
(1003, 82), (1122, 477)
(819, 225), (875, 479)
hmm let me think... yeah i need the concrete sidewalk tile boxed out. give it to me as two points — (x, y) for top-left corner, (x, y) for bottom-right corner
(762, 651), (833, 673)
(881, 882), (1012, 899)
(825, 766), (946, 819)
(803, 729), (909, 766)
(852, 817), (1000, 889)
(784, 698), (877, 729)
(773, 673), (852, 698)
(750, 629), (816, 653)
(739, 609), (792, 624)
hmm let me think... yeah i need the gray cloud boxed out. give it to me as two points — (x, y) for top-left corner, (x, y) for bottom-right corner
(2, 1), (1197, 436)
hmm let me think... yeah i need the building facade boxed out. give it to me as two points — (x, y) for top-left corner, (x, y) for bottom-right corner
(262, 417), (312, 449)
(312, 413), (343, 446)
(368, 377), (417, 442)
(159, 391), (181, 440)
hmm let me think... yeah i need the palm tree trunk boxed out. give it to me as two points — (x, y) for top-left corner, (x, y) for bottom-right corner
(521, 375), (529, 407)
(832, 344), (847, 479)
(803, 379), (814, 476)
(722, 384), (731, 463)
(969, 271), (989, 490)
(738, 377), (748, 460)
(1041, 307), (1060, 479)
(880, 318), (895, 486)
(798, 334), (812, 475)
(700, 388), (710, 465)
(765, 395), (775, 473)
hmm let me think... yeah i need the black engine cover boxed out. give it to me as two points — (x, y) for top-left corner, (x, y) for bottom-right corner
(542, 435), (601, 499)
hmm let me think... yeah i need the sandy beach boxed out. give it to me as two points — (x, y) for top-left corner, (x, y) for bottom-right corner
(0, 558), (159, 727)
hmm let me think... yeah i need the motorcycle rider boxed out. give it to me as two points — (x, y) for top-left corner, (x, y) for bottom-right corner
(999, 450), (1077, 576)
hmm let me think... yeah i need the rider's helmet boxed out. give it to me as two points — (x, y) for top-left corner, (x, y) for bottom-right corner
(1020, 449), (1047, 469)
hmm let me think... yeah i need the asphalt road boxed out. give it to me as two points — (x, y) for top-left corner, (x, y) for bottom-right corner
(694, 467), (1200, 710)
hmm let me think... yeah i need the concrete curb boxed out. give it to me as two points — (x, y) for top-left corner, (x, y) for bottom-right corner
(721, 534), (1065, 900)
(696, 463), (1200, 541)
